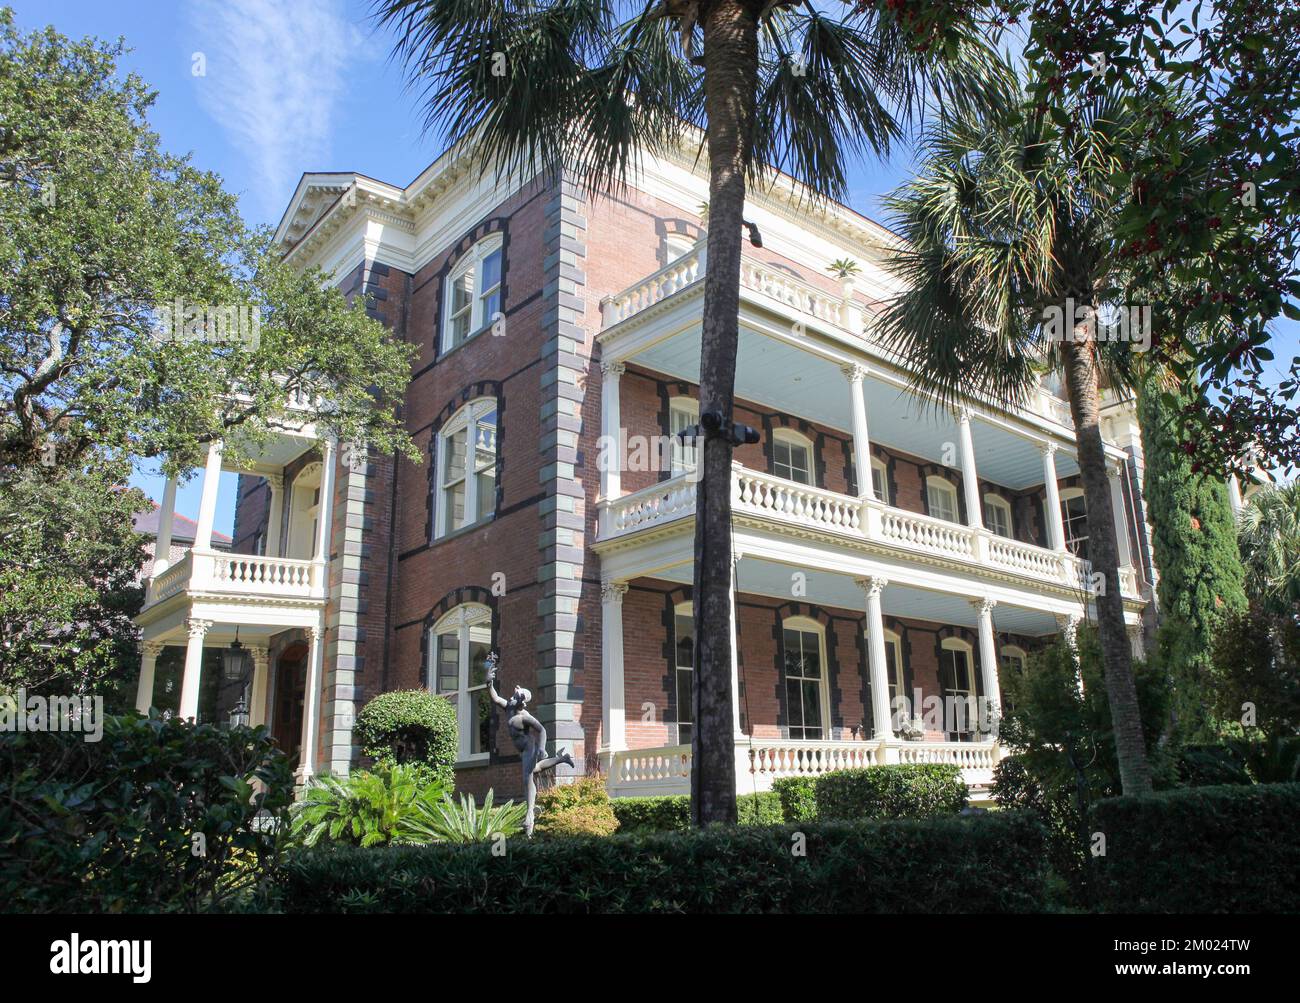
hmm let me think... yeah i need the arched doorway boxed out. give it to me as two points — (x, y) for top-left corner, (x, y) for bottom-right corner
(271, 642), (309, 767)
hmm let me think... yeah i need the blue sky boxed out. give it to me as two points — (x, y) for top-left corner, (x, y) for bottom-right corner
(14, 1), (1296, 533)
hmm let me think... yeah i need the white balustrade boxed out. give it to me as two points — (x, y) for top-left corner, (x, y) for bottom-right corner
(607, 745), (692, 796)
(892, 740), (999, 786)
(746, 738), (881, 785)
(988, 535), (1066, 580)
(739, 259), (844, 327)
(601, 478), (696, 535)
(601, 247), (705, 327)
(732, 466), (862, 535)
(144, 550), (325, 608)
(878, 507), (975, 559)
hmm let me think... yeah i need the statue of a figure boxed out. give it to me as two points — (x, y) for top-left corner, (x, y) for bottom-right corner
(485, 652), (574, 836)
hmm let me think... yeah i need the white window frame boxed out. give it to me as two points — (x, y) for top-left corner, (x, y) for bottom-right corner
(939, 637), (977, 741)
(782, 616), (830, 740)
(672, 601), (694, 743)
(428, 603), (493, 763)
(926, 475), (959, 523)
(1059, 487), (1089, 558)
(435, 397), (498, 539)
(669, 396), (699, 477)
(870, 457), (889, 504)
(664, 233), (695, 265)
(442, 235), (503, 352)
(984, 493), (1014, 538)
(772, 429), (814, 486)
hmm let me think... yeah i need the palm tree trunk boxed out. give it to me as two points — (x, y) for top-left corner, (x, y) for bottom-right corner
(690, 0), (759, 826)
(1060, 313), (1154, 796)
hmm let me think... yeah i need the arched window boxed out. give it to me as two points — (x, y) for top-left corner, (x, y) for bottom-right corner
(782, 616), (828, 740)
(428, 603), (493, 761)
(984, 493), (1013, 538)
(870, 457), (890, 504)
(772, 429), (814, 485)
(926, 475), (959, 523)
(435, 398), (498, 538)
(443, 235), (503, 352)
(665, 232), (695, 265)
(672, 601), (694, 743)
(939, 637), (976, 741)
(668, 396), (699, 476)
(1000, 644), (1027, 676)
(1059, 487), (1089, 560)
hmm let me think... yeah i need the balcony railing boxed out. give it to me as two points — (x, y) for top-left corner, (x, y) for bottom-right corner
(599, 463), (1141, 599)
(606, 736), (1003, 797)
(145, 550), (326, 607)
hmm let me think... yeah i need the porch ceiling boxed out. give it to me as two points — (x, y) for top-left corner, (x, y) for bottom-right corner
(655, 556), (1065, 637)
(631, 326), (1078, 490)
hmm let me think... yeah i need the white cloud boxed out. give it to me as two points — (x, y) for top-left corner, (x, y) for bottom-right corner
(187, 0), (373, 222)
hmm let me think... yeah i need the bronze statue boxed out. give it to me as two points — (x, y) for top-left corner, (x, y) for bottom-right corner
(485, 652), (574, 836)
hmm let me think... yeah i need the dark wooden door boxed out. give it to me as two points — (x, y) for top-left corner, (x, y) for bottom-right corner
(272, 645), (308, 768)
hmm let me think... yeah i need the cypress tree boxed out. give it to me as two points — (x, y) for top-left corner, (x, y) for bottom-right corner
(1136, 373), (1249, 739)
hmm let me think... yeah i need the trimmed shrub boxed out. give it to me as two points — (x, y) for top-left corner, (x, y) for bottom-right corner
(611, 795), (689, 834)
(1093, 783), (1300, 913)
(535, 775), (619, 837)
(737, 791), (783, 826)
(353, 689), (457, 789)
(814, 764), (967, 821)
(0, 713), (292, 913)
(611, 792), (784, 833)
(773, 776), (818, 822)
(279, 810), (1049, 913)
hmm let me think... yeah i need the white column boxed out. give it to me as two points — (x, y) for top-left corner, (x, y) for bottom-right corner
(264, 474), (284, 557)
(152, 473), (179, 576)
(314, 438), (337, 562)
(600, 578), (628, 752)
(843, 364), (873, 499)
(1108, 460), (1133, 568)
(729, 549), (744, 736)
(1056, 612), (1081, 651)
(957, 409), (983, 528)
(179, 617), (212, 721)
(857, 576), (894, 739)
(600, 361), (625, 501)
(298, 624), (325, 783)
(972, 598), (1002, 734)
(135, 641), (164, 714)
(193, 440), (224, 552)
(1227, 475), (1243, 516)
(1042, 443), (1066, 551)
(249, 647), (270, 728)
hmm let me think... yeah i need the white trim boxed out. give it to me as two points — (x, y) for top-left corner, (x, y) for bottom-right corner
(870, 456), (889, 504)
(668, 396), (699, 476)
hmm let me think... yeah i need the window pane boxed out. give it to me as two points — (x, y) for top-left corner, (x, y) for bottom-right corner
(480, 249), (502, 293)
(674, 614), (694, 668)
(444, 481), (466, 531)
(475, 470), (495, 520)
(786, 677), (803, 735)
(670, 405), (697, 473)
(801, 680), (822, 732)
(481, 289), (502, 325)
(443, 428), (467, 484)
(676, 668), (694, 729)
(436, 634), (459, 693)
(468, 639), (490, 688)
(471, 688), (492, 755)
(928, 483), (956, 521)
(871, 465), (886, 502)
(789, 444), (811, 483)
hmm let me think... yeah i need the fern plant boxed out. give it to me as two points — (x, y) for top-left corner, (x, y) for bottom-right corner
(398, 790), (527, 845)
(289, 764), (444, 849)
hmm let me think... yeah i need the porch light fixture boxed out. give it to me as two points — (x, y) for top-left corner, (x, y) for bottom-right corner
(223, 627), (248, 682)
(682, 411), (760, 447)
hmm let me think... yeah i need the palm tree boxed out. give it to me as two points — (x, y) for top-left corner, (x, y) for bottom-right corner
(875, 58), (1156, 794)
(373, 0), (983, 822)
(1239, 481), (1300, 614)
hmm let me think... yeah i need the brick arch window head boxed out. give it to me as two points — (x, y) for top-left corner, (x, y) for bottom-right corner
(434, 397), (498, 538)
(443, 234), (503, 352)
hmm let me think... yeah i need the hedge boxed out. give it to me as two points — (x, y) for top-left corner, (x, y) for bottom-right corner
(1092, 783), (1300, 913)
(773, 777), (818, 822)
(611, 792), (783, 833)
(815, 764), (967, 820)
(279, 810), (1049, 913)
